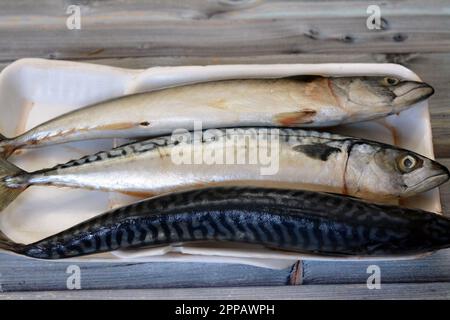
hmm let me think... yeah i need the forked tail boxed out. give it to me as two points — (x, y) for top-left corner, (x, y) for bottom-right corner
(0, 158), (28, 211)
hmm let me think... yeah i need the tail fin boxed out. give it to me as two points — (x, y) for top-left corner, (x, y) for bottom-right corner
(0, 133), (15, 159)
(0, 159), (27, 211)
(0, 229), (23, 253)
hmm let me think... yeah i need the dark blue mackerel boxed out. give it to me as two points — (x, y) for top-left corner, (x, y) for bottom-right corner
(11, 186), (450, 259)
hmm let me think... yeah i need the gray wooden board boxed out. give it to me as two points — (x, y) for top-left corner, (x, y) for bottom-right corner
(0, 253), (295, 292)
(1, 282), (450, 300)
(303, 249), (450, 285)
(0, 0), (450, 61)
(2, 250), (450, 292)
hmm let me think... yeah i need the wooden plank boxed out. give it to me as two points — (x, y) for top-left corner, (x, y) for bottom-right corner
(3, 240), (450, 292)
(0, 253), (295, 292)
(2, 282), (450, 300)
(303, 248), (450, 285)
(0, 1), (450, 61)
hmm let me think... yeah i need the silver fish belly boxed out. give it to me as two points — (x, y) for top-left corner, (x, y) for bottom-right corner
(0, 128), (448, 211)
(0, 76), (434, 158)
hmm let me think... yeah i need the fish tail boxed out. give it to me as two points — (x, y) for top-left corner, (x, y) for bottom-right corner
(0, 229), (25, 253)
(0, 133), (16, 159)
(0, 159), (28, 211)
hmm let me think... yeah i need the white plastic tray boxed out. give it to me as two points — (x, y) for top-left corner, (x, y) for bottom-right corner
(0, 58), (441, 269)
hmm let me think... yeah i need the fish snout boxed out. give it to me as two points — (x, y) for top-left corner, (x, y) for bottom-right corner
(392, 81), (434, 109)
(431, 161), (450, 184)
(403, 160), (449, 196)
(423, 161), (450, 189)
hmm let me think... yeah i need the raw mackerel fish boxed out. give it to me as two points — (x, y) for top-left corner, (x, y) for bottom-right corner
(0, 76), (434, 158)
(0, 128), (447, 211)
(1, 187), (450, 259)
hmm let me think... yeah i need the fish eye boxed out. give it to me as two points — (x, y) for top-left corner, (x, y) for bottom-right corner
(397, 154), (421, 173)
(383, 77), (400, 86)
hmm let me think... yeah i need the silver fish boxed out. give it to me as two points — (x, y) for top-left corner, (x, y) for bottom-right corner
(0, 128), (447, 211)
(1, 186), (450, 259)
(0, 76), (434, 158)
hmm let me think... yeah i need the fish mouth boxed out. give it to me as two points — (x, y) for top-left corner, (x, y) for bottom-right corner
(405, 172), (450, 195)
(393, 82), (434, 109)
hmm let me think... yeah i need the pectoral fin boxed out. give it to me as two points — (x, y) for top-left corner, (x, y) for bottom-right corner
(273, 110), (317, 126)
(293, 144), (341, 161)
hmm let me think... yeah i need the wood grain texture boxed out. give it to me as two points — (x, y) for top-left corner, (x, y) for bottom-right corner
(0, 253), (294, 292)
(3, 250), (450, 292)
(303, 249), (450, 285)
(2, 282), (450, 300)
(0, 0), (450, 61)
(0, 0), (450, 294)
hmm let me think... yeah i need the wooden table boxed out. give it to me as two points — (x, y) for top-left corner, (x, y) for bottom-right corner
(0, 0), (449, 299)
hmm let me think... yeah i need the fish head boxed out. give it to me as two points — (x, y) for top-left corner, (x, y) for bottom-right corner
(330, 77), (434, 119)
(391, 149), (450, 196)
(345, 142), (449, 199)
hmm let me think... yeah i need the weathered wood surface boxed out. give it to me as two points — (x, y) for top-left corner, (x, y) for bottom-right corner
(0, 0), (450, 61)
(3, 250), (450, 292)
(304, 249), (450, 285)
(2, 282), (450, 300)
(0, 0), (450, 297)
(0, 254), (295, 292)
